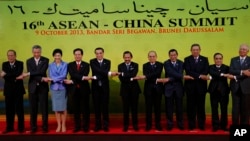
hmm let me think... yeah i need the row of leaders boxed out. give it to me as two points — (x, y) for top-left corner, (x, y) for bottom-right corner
(0, 43), (250, 134)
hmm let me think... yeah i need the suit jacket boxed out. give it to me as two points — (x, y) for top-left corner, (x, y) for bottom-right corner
(163, 59), (184, 97)
(90, 58), (110, 89)
(229, 56), (250, 94)
(49, 61), (68, 90)
(208, 64), (230, 95)
(184, 55), (209, 93)
(67, 61), (91, 95)
(118, 62), (141, 96)
(26, 56), (49, 94)
(143, 61), (163, 95)
(2, 60), (25, 96)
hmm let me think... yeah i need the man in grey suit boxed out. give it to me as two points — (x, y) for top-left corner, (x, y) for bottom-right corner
(228, 44), (250, 125)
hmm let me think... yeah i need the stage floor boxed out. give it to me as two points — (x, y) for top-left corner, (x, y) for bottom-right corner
(0, 114), (230, 141)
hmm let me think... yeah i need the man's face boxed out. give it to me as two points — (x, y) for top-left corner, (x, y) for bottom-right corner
(169, 51), (178, 62)
(148, 52), (157, 63)
(239, 45), (249, 57)
(123, 53), (132, 64)
(95, 49), (104, 60)
(214, 54), (223, 66)
(191, 46), (200, 57)
(32, 48), (41, 59)
(74, 51), (83, 62)
(7, 51), (16, 63)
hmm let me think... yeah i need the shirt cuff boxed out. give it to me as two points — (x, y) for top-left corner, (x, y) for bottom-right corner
(108, 71), (111, 76)
(220, 73), (224, 76)
(234, 76), (237, 82)
(209, 76), (212, 80)
(82, 76), (85, 80)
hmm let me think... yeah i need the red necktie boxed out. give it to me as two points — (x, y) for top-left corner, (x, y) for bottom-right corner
(76, 63), (80, 88)
(77, 63), (80, 71)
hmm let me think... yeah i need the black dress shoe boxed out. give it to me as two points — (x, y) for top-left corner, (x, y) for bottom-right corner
(123, 127), (128, 132)
(42, 129), (48, 133)
(156, 126), (162, 131)
(167, 126), (173, 131)
(83, 128), (89, 133)
(18, 129), (25, 133)
(221, 127), (229, 131)
(73, 128), (80, 133)
(212, 127), (218, 132)
(30, 129), (37, 134)
(2, 129), (14, 134)
(133, 126), (139, 131)
(145, 127), (151, 131)
(94, 127), (101, 132)
(178, 126), (184, 130)
(103, 127), (109, 132)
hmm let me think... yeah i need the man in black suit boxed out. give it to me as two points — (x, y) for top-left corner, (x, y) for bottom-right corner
(228, 44), (250, 125)
(1, 50), (25, 134)
(159, 49), (193, 131)
(208, 53), (230, 131)
(90, 47), (119, 132)
(23, 45), (50, 133)
(118, 51), (141, 132)
(184, 44), (209, 130)
(138, 51), (163, 131)
(64, 48), (92, 133)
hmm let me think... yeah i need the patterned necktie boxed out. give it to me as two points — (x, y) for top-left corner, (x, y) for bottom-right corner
(240, 59), (244, 65)
(77, 63), (80, 71)
(195, 57), (198, 63)
(126, 64), (129, 71)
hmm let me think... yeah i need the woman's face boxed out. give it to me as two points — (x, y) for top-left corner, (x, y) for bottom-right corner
(54, 53), (62, 62)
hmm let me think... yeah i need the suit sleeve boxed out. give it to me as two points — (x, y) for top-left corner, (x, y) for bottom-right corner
(229, 58), (246, 80)
(27, 58), (49, 82)
(49, 63), (68, 83)
(164, 62), (183, 81)
(68, 63), (89, 82)
(90, 59), (110, 79)
(3, 62), (23, 79)
(143, 63), (163, 80)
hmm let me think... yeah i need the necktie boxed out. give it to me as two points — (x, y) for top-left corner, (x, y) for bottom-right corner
(172, 62), (176, 67)
(99, 61), (102, 67)
(77, 63), (80, 71)
(240, 59), (244, 65)
(126, 64), (129, 71)
(195, 57), (198, 63)
(35, 60), (39, 66)
(10, 64), (14, 69)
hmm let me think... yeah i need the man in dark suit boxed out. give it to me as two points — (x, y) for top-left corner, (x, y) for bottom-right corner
(140, 51), (163, 131)
(1, 50), (25, 134)
(208, 53), (230, 131)
(228, 44), (250, 125)
(160, 49), (193, 131)
(184, 44), (209, 130)
(65, 48), (92, 133)
(23, 45), (50, 133)
(90, 47), (119, 132)
(118, 51), (141, 132)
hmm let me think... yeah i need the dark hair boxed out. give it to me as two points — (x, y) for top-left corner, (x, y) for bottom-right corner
(95, 47), (104, 53)
(123, 51), (133, 58)
(168, 49), (178, 55)
(213, 52), (223, 58)
(52, 48), (62, 56)
(7, 49), (16, 56)
(73, 48), (83, 55)
(190, 43), (201, 50)
(32, 45), (42, 50)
